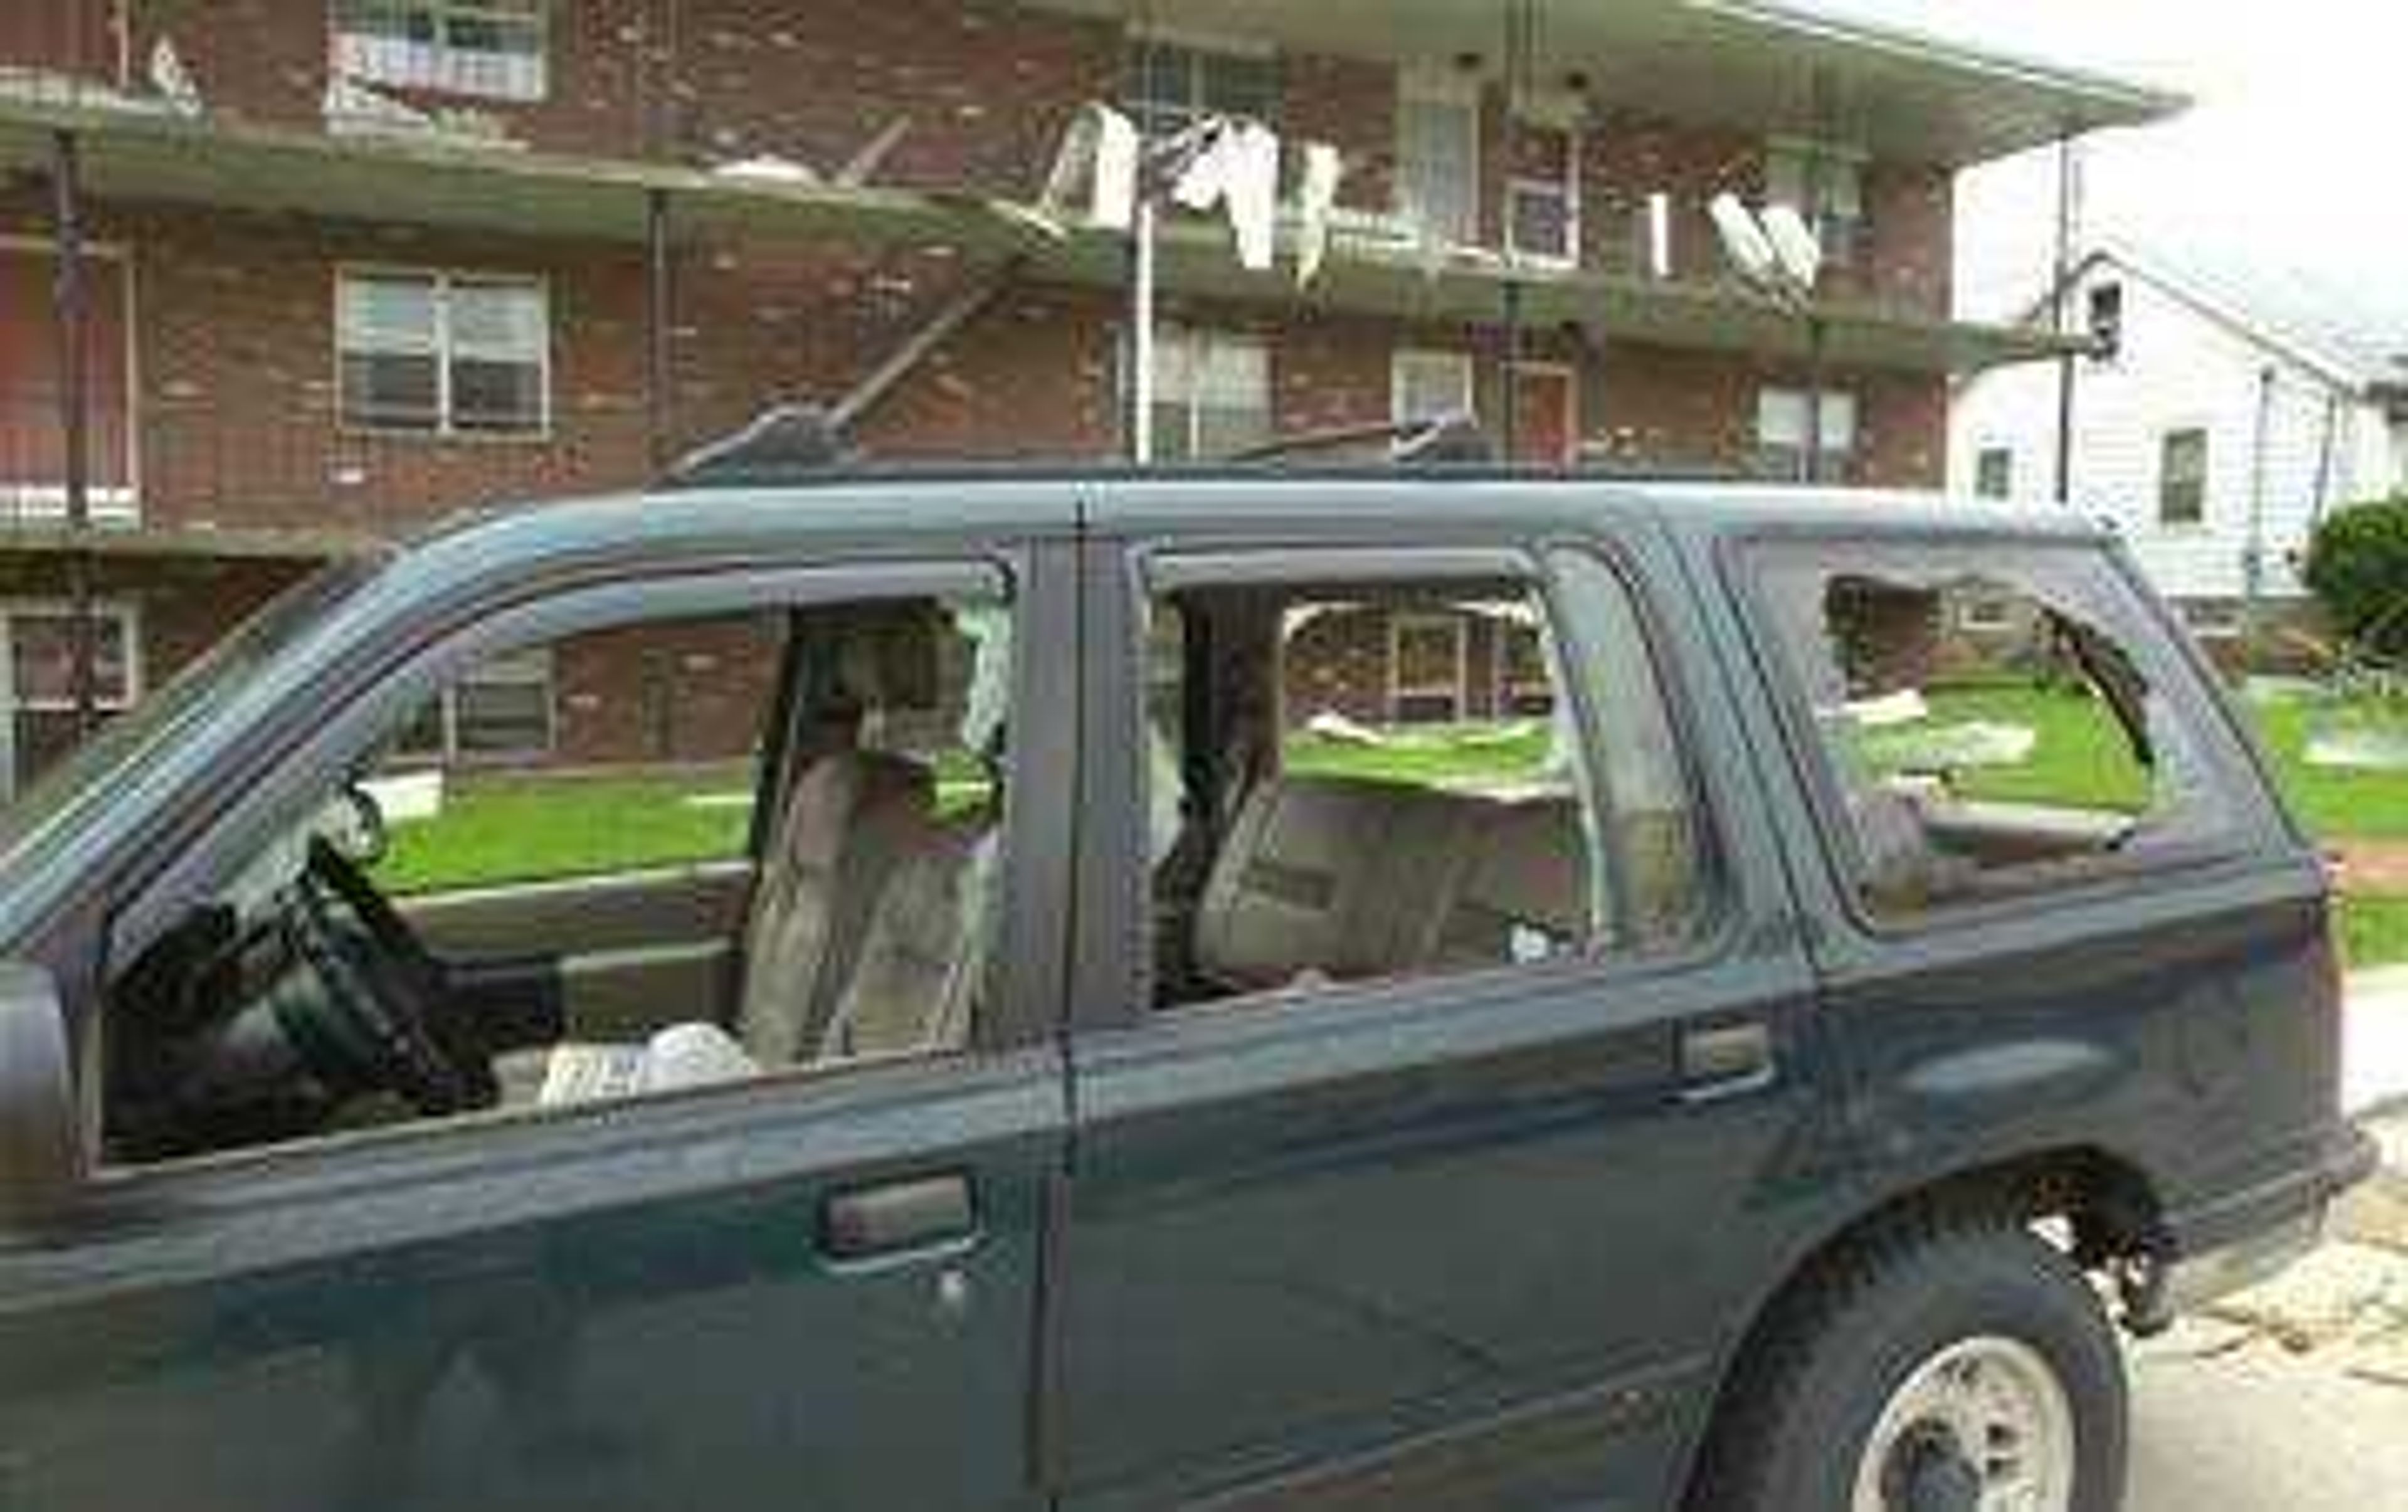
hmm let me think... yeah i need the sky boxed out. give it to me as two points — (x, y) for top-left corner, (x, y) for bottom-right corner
(1823, 0), (2405, 322)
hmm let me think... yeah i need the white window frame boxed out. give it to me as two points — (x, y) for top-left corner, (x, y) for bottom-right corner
(1491, 615), (1556, 716)
(2088, 281), (2125, 366)
(1395, 70), (1482, 250)
(1956, 596), (2017, 634)
(1765, 137), (1867, 270)
(1504, 118), (1581, 268)
(1391, 348), (1476, 428)
(1974, 444), (2015, 500)
(330, 1), (549, 102)
(1146, 326), (1270, 462)
(395, 645), (555, 762)
(1388, 611), (1469, 725)
(2157, 425), (2211, 529)
(1125, 28), (1279, 135)
(1755, 386), (1859, 482)
(0, 599), (142, 712)
(335, 267), (551, 440)
(0, 235), (142, 525)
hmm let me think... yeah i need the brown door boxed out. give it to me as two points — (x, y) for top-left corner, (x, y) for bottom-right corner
(1509, 364), (1575, 466)
(0, 246), (134, 507)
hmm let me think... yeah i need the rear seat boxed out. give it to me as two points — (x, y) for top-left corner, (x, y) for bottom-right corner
(1192, 773), (1596, 993)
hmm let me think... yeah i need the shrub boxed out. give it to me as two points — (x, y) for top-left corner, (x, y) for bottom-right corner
(2304, 497), (2408, 660)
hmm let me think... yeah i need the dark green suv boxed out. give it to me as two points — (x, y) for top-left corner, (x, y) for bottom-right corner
(0, 475), (2374, 1511)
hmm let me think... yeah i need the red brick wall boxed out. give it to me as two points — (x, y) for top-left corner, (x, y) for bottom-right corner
(0, 0), (122, 87)
(553, 612), (782, 767)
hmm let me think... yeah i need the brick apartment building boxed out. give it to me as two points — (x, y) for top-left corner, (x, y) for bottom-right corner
(0, 1), (2178, 791)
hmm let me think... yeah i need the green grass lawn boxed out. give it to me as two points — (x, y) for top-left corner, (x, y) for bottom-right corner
(2342, 893), (2408, 974)
(375, 773), (752, 896)
(372, 693), (2405, 968)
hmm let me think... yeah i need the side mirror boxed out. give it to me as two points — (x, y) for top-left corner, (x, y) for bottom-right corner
(0, 962), (83, 1232)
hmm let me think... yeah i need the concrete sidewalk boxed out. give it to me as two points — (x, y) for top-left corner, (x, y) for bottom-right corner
(2346, 966), (2408, 1121)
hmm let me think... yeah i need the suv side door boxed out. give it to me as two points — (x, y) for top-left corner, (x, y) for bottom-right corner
(0, 544), (1079, 1512)
(1052, 487), (1836, 1510)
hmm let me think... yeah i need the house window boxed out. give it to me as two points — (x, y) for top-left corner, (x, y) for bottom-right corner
(1397, 84), (1481, 248)
(2159, 428), (2209, 526)
(2088, 282), (2125, 363)
(1765, 141), (1866, 269)
(6, 605), (135, 712)
(1391, 349), (1476, 428)
(1390, 612), (1469, 724)
(396, 647), (555, 761)
(1975, 446), (2015, 499)
(1755, 388), (1858, 483)
(1494, 618), (1556, 716)
(331, 1), (547, 102)
(1504, 120), (1579, 265)
(1126, 38), (1279, 135)
(1148, 327), (1270, 461)
(338, 270), (548, 436)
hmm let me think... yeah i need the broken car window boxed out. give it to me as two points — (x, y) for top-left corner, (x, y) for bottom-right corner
(1748, 541), (2241, 916)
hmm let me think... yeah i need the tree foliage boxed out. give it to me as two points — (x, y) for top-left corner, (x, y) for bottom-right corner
(2305, 497), (2408, 660)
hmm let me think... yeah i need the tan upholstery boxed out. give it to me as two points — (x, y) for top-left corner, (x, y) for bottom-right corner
(1422, 798), (1591, 969)
(814, 823), (988, 1062)
(736, 749), (934, 1065)
(1191, 774), (1708, 992)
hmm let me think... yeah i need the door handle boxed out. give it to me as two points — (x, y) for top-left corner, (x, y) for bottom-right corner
(1679, 1021), (1777, 1104)
(820, 1173), (978, 1266)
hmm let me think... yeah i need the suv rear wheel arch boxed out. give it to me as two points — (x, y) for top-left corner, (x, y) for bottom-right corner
(1679, 1146), (2165, 1506)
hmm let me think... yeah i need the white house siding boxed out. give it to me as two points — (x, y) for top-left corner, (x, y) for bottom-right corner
(1951, 262), (2377, 605)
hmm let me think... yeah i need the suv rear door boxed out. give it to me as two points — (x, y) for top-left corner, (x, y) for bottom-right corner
(1052, 484), (1836, 1509)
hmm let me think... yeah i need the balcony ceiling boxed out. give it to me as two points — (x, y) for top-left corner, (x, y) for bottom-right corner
(1034, 0), (2186, 165)
(0, 94), (2078, 376)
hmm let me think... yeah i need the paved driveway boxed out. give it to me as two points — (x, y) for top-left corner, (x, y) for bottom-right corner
(2128, 1332), (2408, 1511)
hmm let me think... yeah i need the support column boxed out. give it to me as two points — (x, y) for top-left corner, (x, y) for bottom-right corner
(50, 127), (98, 739)
(1499, 278), (1524, 462)
(645, 187), (675, 474)
(2052, 129), (2081, 505)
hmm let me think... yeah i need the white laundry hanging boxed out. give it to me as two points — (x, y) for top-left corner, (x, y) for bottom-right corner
(1295, 142), (1346, 286)
(1173, 119), (1282, 272)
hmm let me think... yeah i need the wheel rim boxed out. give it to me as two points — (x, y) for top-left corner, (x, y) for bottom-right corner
(1849, 1335), (2078, 1512)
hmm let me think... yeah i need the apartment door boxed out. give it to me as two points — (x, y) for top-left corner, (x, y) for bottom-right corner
(1508, 364), (1576, 466)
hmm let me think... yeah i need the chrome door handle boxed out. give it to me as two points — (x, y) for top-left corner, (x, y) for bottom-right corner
(820, 1173), (978, 1265)
(1679, 1021), (1777, 1104)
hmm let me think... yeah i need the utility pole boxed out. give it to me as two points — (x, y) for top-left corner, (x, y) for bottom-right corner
(2051, 129), (2082, 505)
(51, 128), (98, 741)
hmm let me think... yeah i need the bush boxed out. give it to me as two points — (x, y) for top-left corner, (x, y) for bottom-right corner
(2304, 497), (2408, 660)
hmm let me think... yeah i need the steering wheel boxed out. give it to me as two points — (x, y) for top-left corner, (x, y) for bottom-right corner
(284, 836), (494, 1114)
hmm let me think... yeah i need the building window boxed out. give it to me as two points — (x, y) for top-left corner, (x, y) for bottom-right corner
(1504, 120), (1580, 265)
(1975, 446), (2015, 499)
(2088, 282), (2125, 363)
(331, 1), (548, 102)
(2158, 428), (2209, 526)
(1391, 349), (1476, 428)
(1148, 327), (1270, 461)
(338, 270), (548, 437)
(1389, 612), (1469, 724)
(1765, 140), (1866, 268)
(396, 647), (554, 761)
(1126, 38), (1279, 135)
(1, 602), (140, 799)
(1755, 388), (1858, 483)
(1494, 617), (1556, 716)
(1397, 83), (1481, 249)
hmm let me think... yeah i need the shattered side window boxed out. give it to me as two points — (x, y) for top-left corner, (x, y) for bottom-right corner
(1748, 541), (2243, 916)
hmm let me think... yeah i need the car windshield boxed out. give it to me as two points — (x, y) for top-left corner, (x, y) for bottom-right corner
(0, 558), (384, 864)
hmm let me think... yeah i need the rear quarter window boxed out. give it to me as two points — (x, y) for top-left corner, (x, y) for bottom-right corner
(1736, 536), (2265, 921)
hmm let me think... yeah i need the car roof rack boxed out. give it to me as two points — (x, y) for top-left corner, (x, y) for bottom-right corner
(658, 404), (859, 489)
(1229, 415), (1496, 465)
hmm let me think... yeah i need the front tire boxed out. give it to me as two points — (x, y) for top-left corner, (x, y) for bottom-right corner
(1691, 1207), (2126, 1512)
